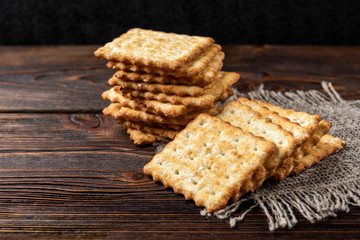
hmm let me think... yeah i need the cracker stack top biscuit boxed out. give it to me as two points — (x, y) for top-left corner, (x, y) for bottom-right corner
(96, 28), (239, 145)
(95, 28), (215, 70)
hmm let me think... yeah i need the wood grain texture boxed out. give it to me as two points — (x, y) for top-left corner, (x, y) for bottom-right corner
(0, 45), (359, 239)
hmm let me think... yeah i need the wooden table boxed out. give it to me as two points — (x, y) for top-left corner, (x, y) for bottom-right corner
(0, 45), (359, 239)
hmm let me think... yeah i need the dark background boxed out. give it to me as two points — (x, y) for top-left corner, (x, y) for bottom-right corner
(1, 0), (359, 45)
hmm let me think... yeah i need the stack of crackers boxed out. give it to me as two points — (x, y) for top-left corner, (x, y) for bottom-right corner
(96, 29), (345, 213)
(144, 98), (345, 213)
(95, 28), (239, 145)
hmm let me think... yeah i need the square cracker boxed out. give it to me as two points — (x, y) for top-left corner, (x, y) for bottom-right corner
(107, 44), (223, 79)
(94, 28), (215, 70)
(253, 99), (321, 135)
(124, 121), (179, 140)
(111, 51), (224, 87)
(217, 101), (301, 200)
(250, 99), (328, 181)
(103, 103), (223, 126)
(126, 127), (162, 145)
(102, 87), (196, 117)
(291, 121), (333, 175)
(109, 75), (206, 97)
(120, 71), (239, 108)
(236, 97), (311, 144)
(292, 134), (345, 174)
(217, 101), (301, 178)
(143, 114), (276, 213)
(236, 97), (313, 182)
(272, 120), (332, 181)
(102, 87), (233, 118)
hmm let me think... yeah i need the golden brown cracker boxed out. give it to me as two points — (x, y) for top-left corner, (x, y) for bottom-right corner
(217, 101), (301, 199)
(236, 97), (311, 144)
(132, 122), (184, 131)
(218, 101), (301, 177)
(143, 114), (276, 213)
(109, 76), (206, 97)
(125, 127), (161, 145)
(94, 28), (215, 70)
(103, 103), (223, 126)
(291, 120), (333, 175)
(107, 44), (222, 78)
(110, 51), (224, 87)
(235, 97), (317, 182)
(253, 99), (321, 135)
(124, 121), (179, 140)
(273, 120), (332, 181)
(102, 87), (197, 117)
(103, 87), (228, 119)
(120, 71), (239, 108)
(292, 134), (345, 174)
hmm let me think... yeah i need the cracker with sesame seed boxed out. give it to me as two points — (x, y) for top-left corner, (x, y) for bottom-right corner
(106, 44), (222, 80)
(94, 28), (215, 70)
(143, 114), (276, 213)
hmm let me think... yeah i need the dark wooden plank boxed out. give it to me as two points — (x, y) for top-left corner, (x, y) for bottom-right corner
(0, 46), (359, 113)
(1, 113), (360, 239)
(223, 45), (360, 100)
(0, 46), (111, 112)
(0, 113), (154, 156)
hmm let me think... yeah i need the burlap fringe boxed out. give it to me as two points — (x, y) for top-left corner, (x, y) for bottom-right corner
(202, 82), (360, 231)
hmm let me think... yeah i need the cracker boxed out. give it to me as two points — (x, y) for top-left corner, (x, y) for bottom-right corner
(94, 28), (215, 70)
(236, 97), (311, 144)
(236, 97), (315, 182)
(103, 87), (230, 118)
(217, 101), (301, 198)
(109, 76), (206, 97)
(248, 99), (324, 181)
(110, 51), (224, 87)
(143, 114), (276, 213)
(120, 71), (240, 108)
(107, 44), (222, 78)
(292, 134), (345, 174)
(127, 122), (184, 131)
(124, 121), (179, 140)
(273, 120), (332, 181)
(291, 120), (333, 175)
(254, 99), (321, 134)
(103, 103), (223, 125)
(102, 87), (196, 117)
(126, 127), (161, 145)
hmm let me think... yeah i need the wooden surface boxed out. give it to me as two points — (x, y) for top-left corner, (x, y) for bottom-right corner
(0, 45), (359, 239)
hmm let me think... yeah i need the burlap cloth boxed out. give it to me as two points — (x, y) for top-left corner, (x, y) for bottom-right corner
(199, 82), (360, 230)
